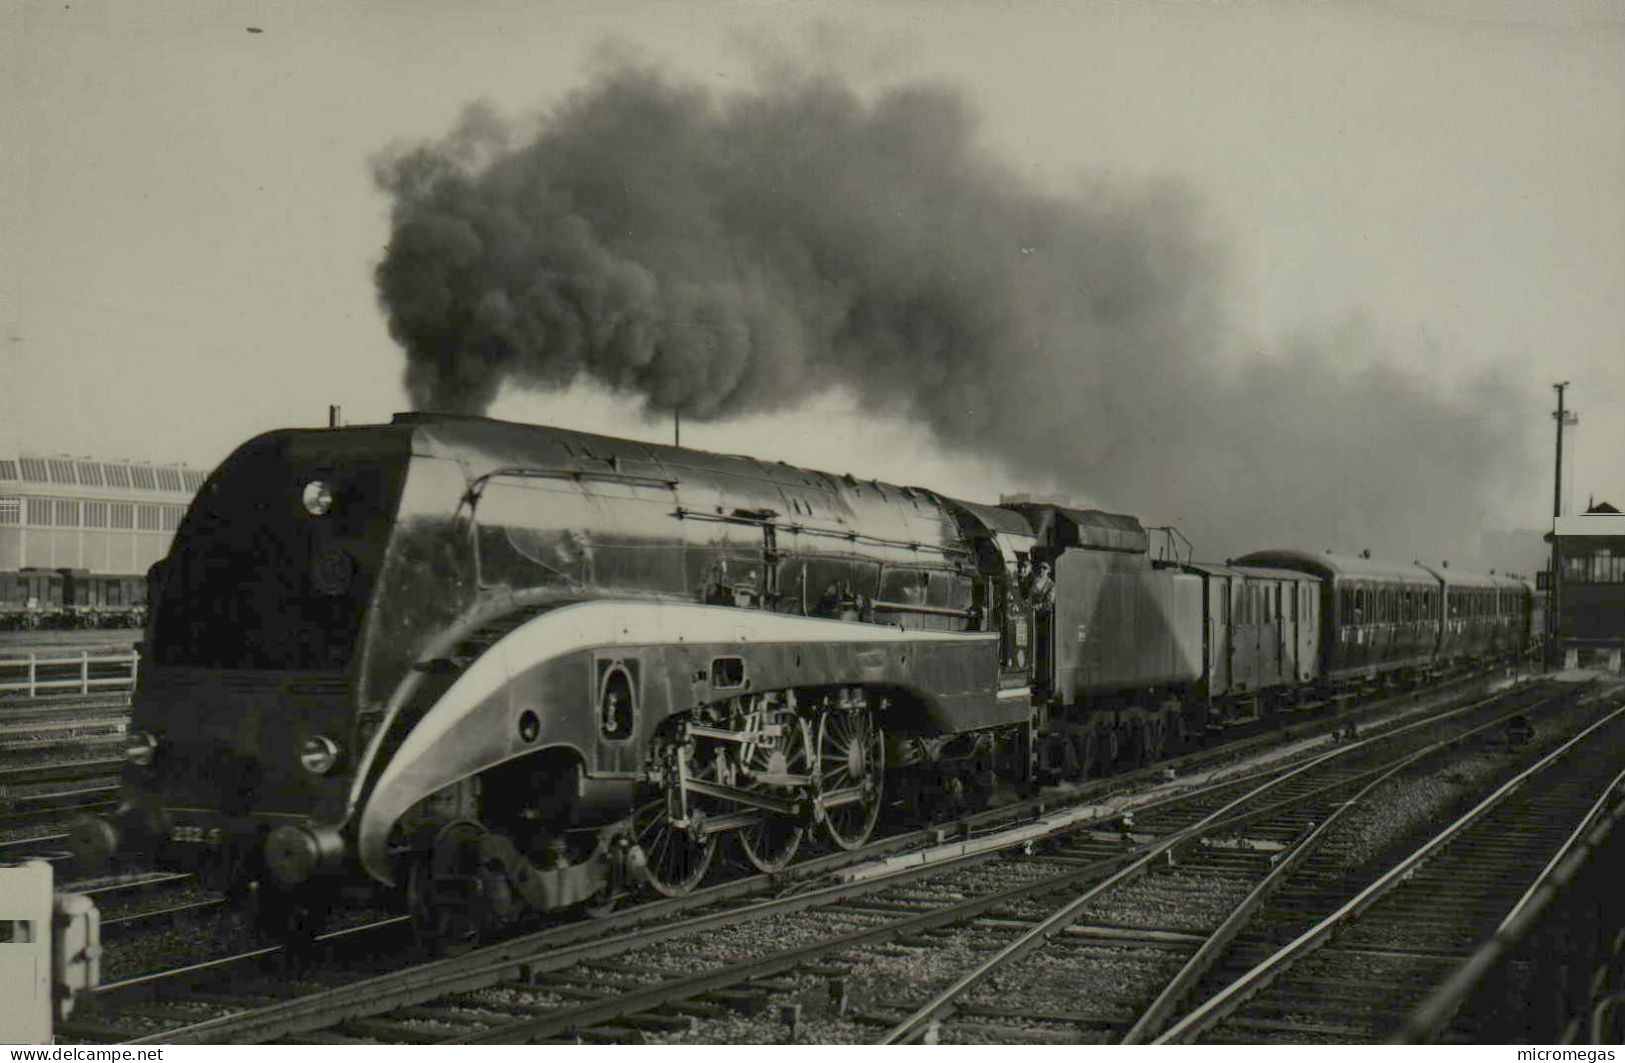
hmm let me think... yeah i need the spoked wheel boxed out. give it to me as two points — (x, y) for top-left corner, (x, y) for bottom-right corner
(1064, 728), (1098, 782)
(1144, 715), (1168, 761)
(632, 793), (717, 896)
(735, 703), (812, 873)
(632, 740), (718, 896)
(405, 820), (495, 954)
(817, 705), (885, 850)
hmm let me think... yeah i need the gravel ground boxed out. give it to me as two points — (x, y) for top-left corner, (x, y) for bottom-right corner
(99, 906), (266, 982)
(1320, 692), (1612, 876)
(68, 673), (1571, 1045)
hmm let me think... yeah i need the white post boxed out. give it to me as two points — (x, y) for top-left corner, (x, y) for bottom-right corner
(81, 650), (90, 694)
(0, 861), (54, 1042)
(27, 653), (36, 698)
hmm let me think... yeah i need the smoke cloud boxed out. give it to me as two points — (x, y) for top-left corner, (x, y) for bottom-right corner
(373, 60), (1530, 565)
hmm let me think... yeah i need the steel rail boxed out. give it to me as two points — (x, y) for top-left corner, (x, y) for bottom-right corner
(874, 681), (1560, 1044)
(0, 756), (124, 785)
(100, 898), (230, 938)
(0, 788), (120, 831)
(1153, 698), (1625, 1044)
(99, 916), (413, 997)
(115, 702), (1412, 1045)
(1119, 685), (1573, 1043)
(95, 668), (1512, 1043)
(0, 694), (131, 718)
(77, 871), (197, 897)
(1393, 757), (1625, 1043)
(0, 832), (69, 855)
(131, 764), (1278, 1046)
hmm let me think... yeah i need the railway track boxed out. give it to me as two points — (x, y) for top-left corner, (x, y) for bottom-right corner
(53, 667), (1489, 995)
(869, 679), (1594, 1044)
(0, 691), (132, 862)
(1150, 692), (1625, 1044)
(55, 672), (1571, 1045)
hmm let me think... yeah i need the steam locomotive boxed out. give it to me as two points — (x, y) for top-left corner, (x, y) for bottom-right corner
(72, 413), (1537, 939)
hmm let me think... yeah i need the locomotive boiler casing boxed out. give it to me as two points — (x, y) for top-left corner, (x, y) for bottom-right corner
(90, 413), (1025, 891)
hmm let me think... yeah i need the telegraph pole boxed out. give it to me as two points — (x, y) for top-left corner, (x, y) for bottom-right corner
(1552, 382), (1568, 525)
(1549, 382), (1574, 652)
(674, 408), (681, 448)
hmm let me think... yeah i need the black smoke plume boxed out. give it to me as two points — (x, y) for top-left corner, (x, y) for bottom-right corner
(374, 61), (1530, 563)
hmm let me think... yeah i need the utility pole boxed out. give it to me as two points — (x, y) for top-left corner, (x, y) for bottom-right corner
(1549, 382), (1575, 652)
(328, 405), (341, 429)
(674, 408), (681, 448)
(1552, 382), (1570, 524)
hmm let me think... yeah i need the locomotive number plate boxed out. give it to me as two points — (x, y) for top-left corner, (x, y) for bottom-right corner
(169, 825), (225, 845)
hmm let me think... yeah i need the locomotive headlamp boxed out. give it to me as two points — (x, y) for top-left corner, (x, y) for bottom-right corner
(124, 730), (159, 767)
(300, 734), (342, 775)
(301, 480), (334, 516)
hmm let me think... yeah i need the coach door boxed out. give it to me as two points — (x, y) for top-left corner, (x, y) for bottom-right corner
(1209, 573), (1231, 694)
(1282, 582), (1295, 680)
(1261, 580), (1281, 683)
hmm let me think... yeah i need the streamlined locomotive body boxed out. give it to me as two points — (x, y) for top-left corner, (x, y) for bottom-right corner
(77, 414), (1536, 938)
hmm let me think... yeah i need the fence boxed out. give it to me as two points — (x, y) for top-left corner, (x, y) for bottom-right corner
(0, 648), (140, 697)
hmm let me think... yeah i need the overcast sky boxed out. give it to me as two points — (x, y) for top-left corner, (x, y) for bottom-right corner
(4, 0), (1622, 557)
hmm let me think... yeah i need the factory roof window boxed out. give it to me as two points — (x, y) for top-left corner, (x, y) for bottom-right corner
(76, 462), (104, 487)
(130, 467), (157, 490)
(0, 461), (17, 482)
(48, 459), (76, 484)
(19, 458), (49, 482)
